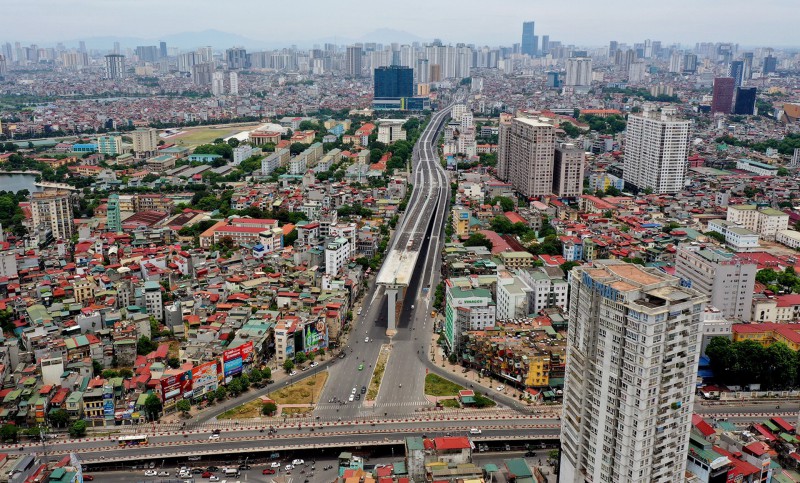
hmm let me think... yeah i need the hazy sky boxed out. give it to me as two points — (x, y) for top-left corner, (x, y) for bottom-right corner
(3, 0), (798, 47)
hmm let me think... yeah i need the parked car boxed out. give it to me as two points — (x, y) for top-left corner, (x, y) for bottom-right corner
(262, 468), (276, 475)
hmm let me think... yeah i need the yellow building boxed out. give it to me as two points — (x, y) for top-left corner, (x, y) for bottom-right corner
(452, 207), (471, 238)
(72, 277), (97, 304)
(732, 323), (800, 351)
(500, 251), (535, 269)
(525, 354), (551, 387)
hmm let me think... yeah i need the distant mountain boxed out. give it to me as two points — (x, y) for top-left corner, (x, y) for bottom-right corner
(358, 28), (428, 45)
(160, 29), (269, 50)
(61, 28), (430, 52)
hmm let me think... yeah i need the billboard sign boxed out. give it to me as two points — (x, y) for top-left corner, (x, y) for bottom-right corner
(160, 375), (181, 402)
(103, 388), (114, 417)
(239, 341), (254, 363)
(191, 361), (218, 396)
(179, 370), (193, 399)
(222, 346), (243, 378)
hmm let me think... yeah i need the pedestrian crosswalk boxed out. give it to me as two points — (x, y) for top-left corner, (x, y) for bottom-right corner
(314, 400), (431, 411)
(375, 401), (431, 408)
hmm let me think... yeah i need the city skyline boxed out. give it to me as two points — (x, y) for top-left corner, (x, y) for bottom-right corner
(3, 0), (799, 48)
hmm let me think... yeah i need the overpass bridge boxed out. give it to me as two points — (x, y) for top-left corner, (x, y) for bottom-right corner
(375, 101), (455, 333)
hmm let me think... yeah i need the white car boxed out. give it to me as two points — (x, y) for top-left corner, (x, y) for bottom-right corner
(469, 428), (482, 434)
(309, 361), (318, 367)
(289, 370), (297, 376)
(285, 464), (295, 470)
(496, 385), (505, 391)
(348, 394), (355, 402)
(292, 459), (304, 465)
(209, 477), (220, 482)
(158, 471), (170, 476)
(209, 433), (220, 440)
(364, 337), (370, 343)
(270, 462), (281, 468)
(144, 470), (157, 476)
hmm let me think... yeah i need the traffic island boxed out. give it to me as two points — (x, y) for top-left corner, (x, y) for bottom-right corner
(366, 345), (392, 402)
(268, 372), (329, 413)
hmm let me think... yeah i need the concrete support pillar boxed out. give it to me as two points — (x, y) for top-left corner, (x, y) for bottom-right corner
(386, 288), (398, 335)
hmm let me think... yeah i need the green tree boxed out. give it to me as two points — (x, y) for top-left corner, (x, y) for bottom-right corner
(176, 399), (191, 415)
(464, 233), (493, 250)
(137, 336), (157, 355)
(491, 196), (515, 212)
(49, 409), (70, 428)
(92, 360), (104, 376)
(68, 420), (87, 438)
(732, 340), (766, 385)
(704, 231), (726, 243)
(144, 394), (162, 421)
(284, 228), (298, 247)
(262, 402), (278, 416)
(283, 360), (295, 373)
(262, 367), (272, 380)
(215, 386), (228, 401)
(756, 268), (779, 285)
(290, 143), (309, 155)
(167, 357), (181, 369)
(560, 261), (580, 273)
(227, 138), (240, 148)
(763, 342), (796, 389)
(0, 424), (19, 442)
(294, 352), (308, 364)
(777, 167), (790, 176)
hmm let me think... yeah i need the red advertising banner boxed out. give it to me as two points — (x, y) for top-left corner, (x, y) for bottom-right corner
(160, 375), (181, 402)
(239, 341), (254, 362)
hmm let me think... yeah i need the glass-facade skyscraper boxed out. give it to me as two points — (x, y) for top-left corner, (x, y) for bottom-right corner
(521, 21), (537, 56)
(374, 65), (413, 99)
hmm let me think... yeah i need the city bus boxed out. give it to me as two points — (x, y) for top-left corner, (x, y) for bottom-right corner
(118, 434), (149, 447)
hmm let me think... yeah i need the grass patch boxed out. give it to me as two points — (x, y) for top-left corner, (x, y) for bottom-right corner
(440, 399), (461, 408)
(282, 407), (312, 415)
(171, 123), (262, 147)
(424, 373), (464, 397)
(367, 345), (391, 401)
(217, 399), (264, 419)
(268, 372), (328, 405)
(473, 393), (497, 408)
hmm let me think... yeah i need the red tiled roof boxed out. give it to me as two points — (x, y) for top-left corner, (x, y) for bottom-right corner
(691, 414), (715, 437)
(433, 436), (471, 450)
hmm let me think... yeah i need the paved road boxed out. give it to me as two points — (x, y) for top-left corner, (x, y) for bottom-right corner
(9, 406), (794, 464)
(89, 449), (555, 483)
(14, 421), (560, 463)
(315, 99), (456, 419)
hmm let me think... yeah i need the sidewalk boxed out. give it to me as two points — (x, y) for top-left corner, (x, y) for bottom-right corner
(428, 333), (557, 411)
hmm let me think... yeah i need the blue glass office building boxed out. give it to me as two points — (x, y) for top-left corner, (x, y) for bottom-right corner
(374, 66), (414, 99)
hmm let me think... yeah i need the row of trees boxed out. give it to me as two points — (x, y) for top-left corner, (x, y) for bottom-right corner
(756, 267), (800, 294)
(705, 338), (800, 389)
(716, 134), (800, 158)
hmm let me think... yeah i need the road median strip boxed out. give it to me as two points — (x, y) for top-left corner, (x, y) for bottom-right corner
(366, 345), (391, 401)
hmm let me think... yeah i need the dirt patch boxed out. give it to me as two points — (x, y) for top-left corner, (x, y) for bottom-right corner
(217, 399), (264, 419)
(268, 372), (328, 405)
